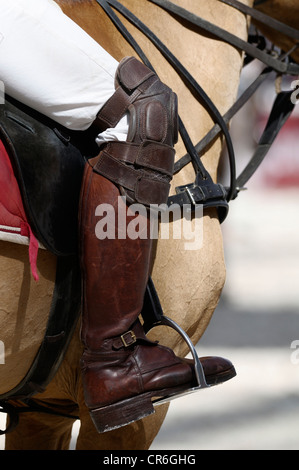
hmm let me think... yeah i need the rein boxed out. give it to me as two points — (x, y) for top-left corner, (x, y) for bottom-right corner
(96, 0), (298, 221)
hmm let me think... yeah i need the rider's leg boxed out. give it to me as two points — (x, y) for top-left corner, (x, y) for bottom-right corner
(79, 57), (235, 433)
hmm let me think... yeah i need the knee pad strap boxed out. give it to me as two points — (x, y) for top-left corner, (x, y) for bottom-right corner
(93, 141), (174, 205)
(93, 56), (178, 147)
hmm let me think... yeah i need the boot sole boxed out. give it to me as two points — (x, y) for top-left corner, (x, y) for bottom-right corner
(90, 365), (237, 433)
(89, 383), (195, 433)
(206, 365), (236, 386)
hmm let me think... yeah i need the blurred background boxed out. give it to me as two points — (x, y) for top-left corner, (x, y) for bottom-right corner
(1, 60), (299, 450)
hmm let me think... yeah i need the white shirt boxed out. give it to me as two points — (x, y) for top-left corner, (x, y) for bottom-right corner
(0, 0), (128, 141)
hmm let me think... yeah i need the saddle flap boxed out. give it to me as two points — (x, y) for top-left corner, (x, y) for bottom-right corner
(0, 95), (94, 256)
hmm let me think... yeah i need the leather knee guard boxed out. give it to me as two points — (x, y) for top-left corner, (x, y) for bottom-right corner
(92, 56), (178, 205)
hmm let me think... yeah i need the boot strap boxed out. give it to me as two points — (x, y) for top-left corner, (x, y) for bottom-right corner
(93, 87), (139, 131)
(93, 58), (157, 132)
(112, 330), (137, 349)
(111, 322), (156, 350)
(93, 141), (174, 205)
(99, 141), (174, 176)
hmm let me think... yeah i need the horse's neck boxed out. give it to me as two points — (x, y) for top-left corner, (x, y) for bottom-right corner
(57, 0), (253, 184)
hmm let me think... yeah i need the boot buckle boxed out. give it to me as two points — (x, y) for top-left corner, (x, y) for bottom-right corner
(121, 330), (137, 347)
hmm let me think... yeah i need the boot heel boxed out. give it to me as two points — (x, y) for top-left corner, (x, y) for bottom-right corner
(89, 394), (155, 433)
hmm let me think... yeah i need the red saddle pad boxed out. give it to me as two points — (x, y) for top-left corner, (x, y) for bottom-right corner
(0, 139), (39, 280)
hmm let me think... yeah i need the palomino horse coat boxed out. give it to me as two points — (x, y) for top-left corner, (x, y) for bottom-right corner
(1, 0), (297, 450)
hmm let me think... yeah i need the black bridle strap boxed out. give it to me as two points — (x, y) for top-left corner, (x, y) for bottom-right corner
(235, 90), (295, 191)
(96, 0), (236, 202)
(176, 37), (298, 186)
(221, 0), (299, 41)
(174, 66), (273, 174)
(96, 0), (298, 207)
(149, 0), (299, 76)
(149, 0), (298, 193)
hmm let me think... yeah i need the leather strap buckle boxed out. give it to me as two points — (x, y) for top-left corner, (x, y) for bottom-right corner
(121, 330), (137, 347)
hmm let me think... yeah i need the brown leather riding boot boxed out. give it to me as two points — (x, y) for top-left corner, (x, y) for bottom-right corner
(79, 165), (235, 433)
(79, 57), (236, 433)
(80, 168), (189, 432)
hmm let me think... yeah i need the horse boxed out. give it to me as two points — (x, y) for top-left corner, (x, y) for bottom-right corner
(0, 0), (297, 450)
(254, 0), (299, 63)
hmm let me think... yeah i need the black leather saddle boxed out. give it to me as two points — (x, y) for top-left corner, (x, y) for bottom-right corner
(0, 94), (98, 256)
